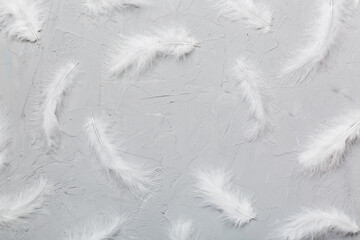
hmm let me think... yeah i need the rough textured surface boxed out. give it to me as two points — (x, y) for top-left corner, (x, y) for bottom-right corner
(0, 0), (360, 239)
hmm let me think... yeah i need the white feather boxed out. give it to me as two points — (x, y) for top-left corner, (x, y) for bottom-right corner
(66, 214), (130, 240)
(210, 0), (273, 33)
(84, 0), (150, 16)
(0, 178), (52, 225)
(84, 114), (156, 195)
(0, 106), (13, 169)
(272, 208), (360, 240)
(109, 27), (199, 78)
(194, 167), (256, 227)
(0, 0), (47, 42)
(299, 110), (360, 174)
(169, 218), (198, 240)
(280, 0), (355, 84)
(231, 57), (272, 141)
(42, 61), (79, 149)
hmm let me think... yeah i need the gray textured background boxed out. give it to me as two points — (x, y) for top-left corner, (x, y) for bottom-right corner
(1, 0), (360, 239)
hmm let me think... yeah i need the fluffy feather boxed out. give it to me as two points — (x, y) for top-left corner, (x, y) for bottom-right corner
(299, 110), (360, 174)
(272, 208), (360, 240)
(85, 115), (156, 195)
(231, 58), (272, 141)
(0, 178), (52, 225)
(66, 214), (130, 240)
(42, 61), (79, 149)
(0, 0), (47, 42)
(84, 0), (150, 16)
(169, 218), (198, 240)
(0, 106), (13, 169)
(210, 0), (273, 33)
(194, 167), (256, 227)
(280, 0), (355, 84)
(109, 27), (199, 78)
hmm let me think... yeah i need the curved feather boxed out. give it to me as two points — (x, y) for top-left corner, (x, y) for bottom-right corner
(84, 0), (150, 16)
(299, 110), (360, 174)
(194, 167), (256, 227)
(280, 0), (355, 84)
(169, 218), (199, 240)
(0, 106), (13, 169)
(272, 208), (360, 240)
(109, 27), (199, 78)
(0, 0), (47, 42)
(42, 61), (79, 149)
(210, 0), (273, 33)
(0, 178), (52, 225)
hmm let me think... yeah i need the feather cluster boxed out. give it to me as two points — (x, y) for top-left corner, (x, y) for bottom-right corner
(109, 27), (199, 78)
(231, 57), (272, 141)
(194, 167), (256, 227)
(280, 0), (355, 84)
(272, 208), (360, 240)
(0, 106), (13, 169)
(66, 214), (130, 240)
(169, 218), (198, 240)
(0, 0), (47, 42)
(84, 0), (150, 16)
(85, 115), (156, 195)
(42, 61), (79, 149)
(299, 110), (360, 174)
(0, 178), (52, 225)
(210, 0), (273, 33)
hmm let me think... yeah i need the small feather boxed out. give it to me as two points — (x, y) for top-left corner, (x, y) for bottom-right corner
(169, 218), (199, 240)
(84, 0), (151, 16)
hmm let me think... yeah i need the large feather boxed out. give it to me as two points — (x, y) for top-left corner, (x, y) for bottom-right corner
(194, 167), (256, 227)
(280, 0), (355, 84)
(109, 27), (199, 78)
(210, 0), (273, 33)
(84, 114), (156, 195)
(84, 0), (150, 16)
(272, 208), (360, 240)
(0, 106), (13, 169)
(231, 57), (272, 141)
(298, 110), (360, 174)
(42, 61), (79, 149)
(0, 0), (47, 42)
(169, 218), (198, 240)
(0, 178), (52, 225)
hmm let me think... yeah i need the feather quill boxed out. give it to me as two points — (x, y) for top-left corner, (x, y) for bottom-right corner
(169, 218), (198, 240)
(0, 0), (47, 42)
(299, 110), (360, 174)
(280, 0), (355, 84)
(109, 27), (199, 78)
(66, 214), (130, 240)
(84, 0), (150, 16)
(85, 114), (156, 195)
(272, 208), (360, 240)
(210, 0), (273, 33)
(0, 178), (52, 225)
(231, 57), (272, 141)
(194, 167), (256, 227)
(0, 106), (13, 169)
(42, 61), (79, 149)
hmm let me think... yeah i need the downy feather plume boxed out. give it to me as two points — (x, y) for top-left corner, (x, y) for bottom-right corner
(210, 0), (274, 33)
(84, 0), (151, 16)
(85, 114), (156, 195)
(194, 167), (256, 227)
(231, 57), (272, 141)
(0, 0), (47, 42)
(280, 0), (355, 84)
(272, 208), (360, 240)
(169, 218), (199, 240)
(109, 27), (199, 78)
(42, 61), (80, 149)
(0, 106), (13, 169)
(66, 214), (130, 240)
(298, 110), (360, 174)
(0, 178), (52, 225)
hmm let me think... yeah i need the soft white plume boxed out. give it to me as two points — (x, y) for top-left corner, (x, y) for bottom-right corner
(231, 57), (272, 141)
(299, 110), (360, 174)
(169, 218), (199, 240)
(194, 167), (256, 227)
(42, 61), (79, 149)
(0, 178), (52, 225)
(0, 0), (47, 42)
(280, 0), (355, 84)
(210, 0), (273, 33)
(85, 114), (156, 195)
(84, 0), (150, 16)
(0, 106), (13, 169)
(272, 208), (360, 240)
(109, 27), (199, 78)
